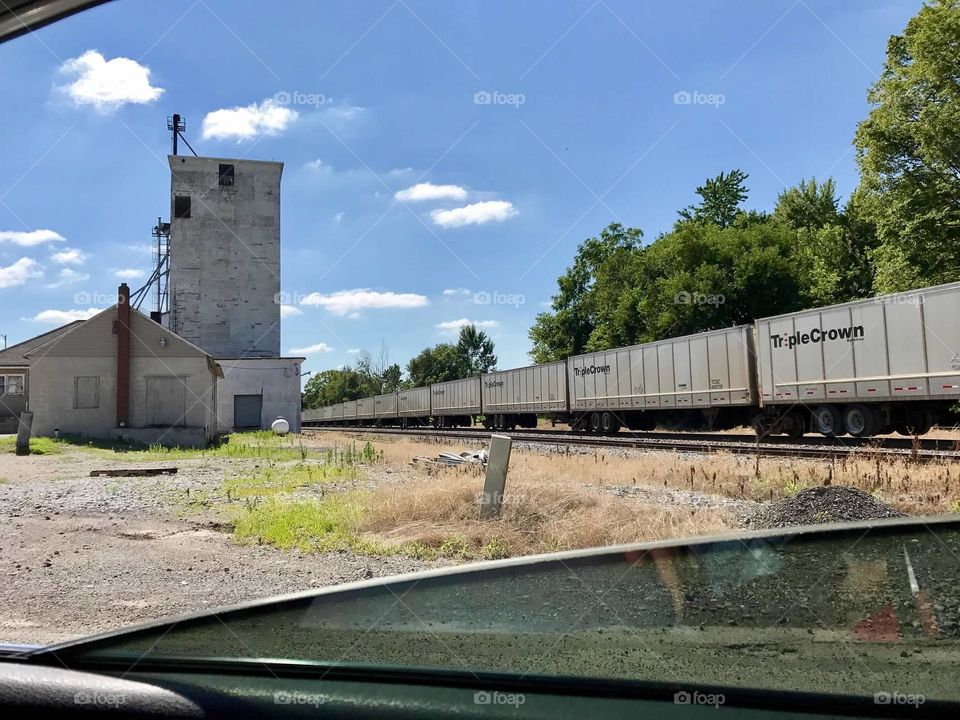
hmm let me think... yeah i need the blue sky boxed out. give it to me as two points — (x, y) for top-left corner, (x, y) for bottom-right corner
(0, 0), (919, 375)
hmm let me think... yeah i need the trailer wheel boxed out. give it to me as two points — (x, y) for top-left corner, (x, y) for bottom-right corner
(600, 412), (621, 435)
(813, 405), (842, 437)
(589, 412), (602, 433)
(843, 404), (875, 437)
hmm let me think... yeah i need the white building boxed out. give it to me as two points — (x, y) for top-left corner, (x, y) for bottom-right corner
(167, 154), (303, 433)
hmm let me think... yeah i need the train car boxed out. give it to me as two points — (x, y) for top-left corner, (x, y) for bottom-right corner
(430, 377), (481, 428)
(567, 325), (757, 434)
(301, 407), (320, 424)
(323, 405), (334, 423)
(481, 361), (568, 430)
(373, 392), (399, 424)
(398, 386), (431, 427)
(342, 399), (358, 423)
(356, 397), (376, 423)
(332, 403), (344, 423)
(754, 282), (960, 438)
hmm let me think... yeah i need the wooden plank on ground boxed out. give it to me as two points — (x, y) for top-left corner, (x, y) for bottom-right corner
(89, 468), (178, 477)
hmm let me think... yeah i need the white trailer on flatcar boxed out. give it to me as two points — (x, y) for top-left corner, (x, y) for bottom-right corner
(398, 386), (431, 427)
(566, 325), (757, 433)
(481, 361), (568, 430)
(754, 282), (960, 437)
(373, 392), (399, 423)
(430, 377), (481, 428)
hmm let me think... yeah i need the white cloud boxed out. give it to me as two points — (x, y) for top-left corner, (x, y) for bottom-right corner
(31, 307), (102, 324)
(395, 182), (468, 202)
(334, 212), (345, 223)
(0, 258), (43, 289)
(201, 98), (298, 141)
(300, 289), (428, 317)
(288, 342), (333, 355)
(443, 287), (471, 296)
(324, 105), (364, 122)
(51, 248), (86, 265)
(46, 267), (89, 288)
(115, 268), (145, 280)
(436, 318), (499, 332)
(0, 229), (65, 246)
(58, 50), (163, 112)
(347, 348), (360, 354)
(280, 304), (302, 318)
(431, 200), (518, 228)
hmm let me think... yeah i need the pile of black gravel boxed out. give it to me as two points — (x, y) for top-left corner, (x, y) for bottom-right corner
(746, 486), (906, 530)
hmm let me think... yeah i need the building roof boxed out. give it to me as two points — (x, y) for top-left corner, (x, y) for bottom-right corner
(23, 305), (220, 364)
(0, 321), (84, 367)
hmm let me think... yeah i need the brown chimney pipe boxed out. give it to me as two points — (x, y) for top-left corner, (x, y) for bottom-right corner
(117, 283), (131, 428)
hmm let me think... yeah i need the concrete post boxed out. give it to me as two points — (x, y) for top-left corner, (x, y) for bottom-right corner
(15, 411), (33, 455)
(480, 434), (512, 519)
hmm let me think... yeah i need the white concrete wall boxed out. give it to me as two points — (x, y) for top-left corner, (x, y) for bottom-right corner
(29, 356), (116, 437)
(168, 155), (282, 358)
(27, 308), (219, 443)
(129, 356), (218, 434)
(215, 358), (302, 433)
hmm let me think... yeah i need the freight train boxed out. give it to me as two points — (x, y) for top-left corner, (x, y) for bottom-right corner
(302, 282), (960, 439)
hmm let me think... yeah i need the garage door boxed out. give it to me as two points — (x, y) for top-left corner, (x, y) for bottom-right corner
(234, 394), (263, 429)
(146, 376), (188, 427)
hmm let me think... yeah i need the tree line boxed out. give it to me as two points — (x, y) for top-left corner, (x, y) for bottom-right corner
(302, 325), (497, 408)
(531, 0), (960, 363)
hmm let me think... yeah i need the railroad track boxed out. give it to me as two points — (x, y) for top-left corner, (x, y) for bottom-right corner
(303, 425), (960, 463)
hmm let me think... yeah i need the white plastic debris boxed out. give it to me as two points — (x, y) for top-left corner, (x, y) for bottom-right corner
(412, 449), (488, 466)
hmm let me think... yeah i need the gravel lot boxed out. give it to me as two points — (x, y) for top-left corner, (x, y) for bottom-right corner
(0, 444), (443, 645)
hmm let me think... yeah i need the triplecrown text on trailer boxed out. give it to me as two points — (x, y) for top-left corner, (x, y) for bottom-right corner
(770, 325), (865, 349)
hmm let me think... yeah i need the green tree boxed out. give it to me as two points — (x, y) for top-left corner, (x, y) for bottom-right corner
(407, 325), (498, 386)
(773, 178), (877, 305)
(854, 0), (960, 291)
(528, 223), (643, 363)
(302, 367), (366, 408)
(457, 324), (497, 375)
(406, 343), (463, 387)
(677, 170), (750, 228)
(773, 178), (840, 230)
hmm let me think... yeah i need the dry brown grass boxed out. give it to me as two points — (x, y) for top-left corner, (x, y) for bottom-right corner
(305, 430), (960, 518)
(359, 469), (732, 558)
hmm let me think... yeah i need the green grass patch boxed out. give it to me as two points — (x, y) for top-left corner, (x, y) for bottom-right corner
(224, 463), (348, 499)
(233, 495), (368, 553)
(0, 436), (66, 455)
(231, 492), (512, 561)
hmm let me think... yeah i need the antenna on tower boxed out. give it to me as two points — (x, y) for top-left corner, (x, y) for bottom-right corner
(166, 113), (198, 157)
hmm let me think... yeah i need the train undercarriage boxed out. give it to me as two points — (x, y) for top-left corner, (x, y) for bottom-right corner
(317, 401), (952, 439)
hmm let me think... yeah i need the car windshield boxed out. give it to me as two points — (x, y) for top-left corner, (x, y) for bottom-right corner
(53, 519), (960, 703)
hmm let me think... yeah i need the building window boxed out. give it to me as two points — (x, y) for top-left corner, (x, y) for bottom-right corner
(1, 374), (24, 396)
(74, 376), (100, 409)
(218, 163), (235, 187)
(174, 195), (191, 219)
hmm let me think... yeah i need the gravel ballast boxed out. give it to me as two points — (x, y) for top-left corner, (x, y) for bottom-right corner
(745, 486), (906, 530)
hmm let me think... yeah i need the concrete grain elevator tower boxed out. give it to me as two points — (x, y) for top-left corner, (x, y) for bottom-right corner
(167, 155), (283, 357)
(161, 120), (303, 433)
